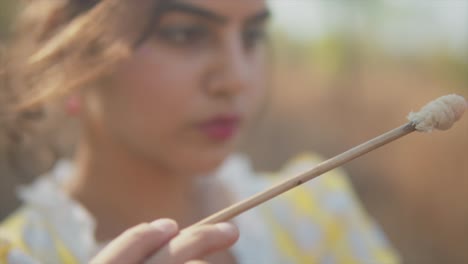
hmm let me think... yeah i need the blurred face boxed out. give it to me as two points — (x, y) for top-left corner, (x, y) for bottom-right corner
(83, 0), (269, 175)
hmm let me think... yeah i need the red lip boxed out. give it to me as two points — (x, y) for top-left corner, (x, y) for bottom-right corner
(198, 115), (241, 141)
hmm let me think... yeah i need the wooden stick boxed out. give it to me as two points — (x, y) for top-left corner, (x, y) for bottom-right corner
(192, 122), (416, 227)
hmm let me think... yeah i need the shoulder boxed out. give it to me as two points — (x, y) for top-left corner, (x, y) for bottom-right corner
(219, 153), (400, 263)
(0, 168), (97, 264)
(0, 208), (48, 264)
(0, 204), (82, 264)
(218, 152), (356, 203)
(267, 153), (400, 263)
(264, 152), (362, 219)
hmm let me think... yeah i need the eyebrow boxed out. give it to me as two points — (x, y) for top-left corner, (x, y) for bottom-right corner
(158, 2), (271, 25)
(246, 9), (271, 25)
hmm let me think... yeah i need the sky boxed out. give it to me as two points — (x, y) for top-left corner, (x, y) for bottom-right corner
(268, 0), (468, 55)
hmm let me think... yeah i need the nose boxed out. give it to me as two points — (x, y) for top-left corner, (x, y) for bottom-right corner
(206, 35), (250, 98)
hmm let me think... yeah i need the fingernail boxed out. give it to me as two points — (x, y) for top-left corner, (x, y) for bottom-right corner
(215, 223), (238, 238)
(150, 219), (178, 234)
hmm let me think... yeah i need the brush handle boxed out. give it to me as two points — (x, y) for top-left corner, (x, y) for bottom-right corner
(192, 122), (416, 227)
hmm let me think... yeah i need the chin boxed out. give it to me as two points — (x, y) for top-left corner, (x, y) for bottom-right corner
(193, 154), (230, 176)
(179, 147), (233, 177)
(155, 135), (240, 177)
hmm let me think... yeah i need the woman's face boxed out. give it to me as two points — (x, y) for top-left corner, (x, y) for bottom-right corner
(83, 0), (269, 175)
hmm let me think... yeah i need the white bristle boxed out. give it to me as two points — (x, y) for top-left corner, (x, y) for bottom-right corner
(407, 94), (467, 132)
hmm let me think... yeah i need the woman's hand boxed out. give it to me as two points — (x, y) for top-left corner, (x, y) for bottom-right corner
(90, 219), (239, 264)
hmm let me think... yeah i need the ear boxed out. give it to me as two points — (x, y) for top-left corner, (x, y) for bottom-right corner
(65, 94), (81, 116)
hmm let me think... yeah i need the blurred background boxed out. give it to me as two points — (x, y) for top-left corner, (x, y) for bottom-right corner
(1, 0), (467, 263)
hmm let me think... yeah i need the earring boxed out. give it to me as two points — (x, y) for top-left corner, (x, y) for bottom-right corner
(65, 95), (81, 116)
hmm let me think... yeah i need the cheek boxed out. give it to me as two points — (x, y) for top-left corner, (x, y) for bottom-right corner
(85, 43), (210, 169)
(89, 45), (211, 172)
(107, 45), (204, 132)
(244, 55), (268, 118)
(118, 52), (189, 112)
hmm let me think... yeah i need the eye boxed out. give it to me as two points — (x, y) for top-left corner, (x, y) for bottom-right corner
(155, 25), (210, 46)
(243, 25), (268, 49)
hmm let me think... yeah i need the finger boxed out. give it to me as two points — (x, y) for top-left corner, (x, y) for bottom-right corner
(185, 261), (210, 264)
(145, 222), (239, 264)
(91, 219), (178, 264)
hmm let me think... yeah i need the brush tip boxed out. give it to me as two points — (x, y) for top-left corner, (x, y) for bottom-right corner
(407, 94), (467, 132)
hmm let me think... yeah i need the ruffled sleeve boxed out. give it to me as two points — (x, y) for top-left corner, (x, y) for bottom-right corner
(0, 160), (97, 264)
(0, 212), (41, 264)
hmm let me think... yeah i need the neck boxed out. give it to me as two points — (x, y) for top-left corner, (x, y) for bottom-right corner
(65, 137), (207, 242)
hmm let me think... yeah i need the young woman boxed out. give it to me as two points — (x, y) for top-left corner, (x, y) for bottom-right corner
(0, 0), (400, 263)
